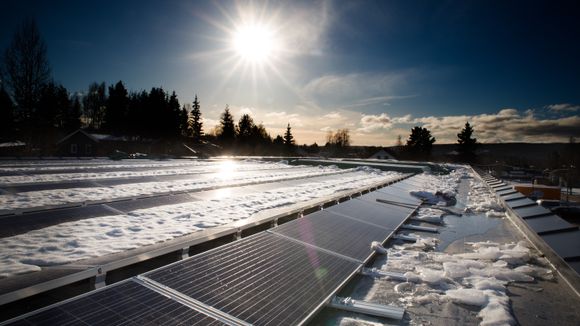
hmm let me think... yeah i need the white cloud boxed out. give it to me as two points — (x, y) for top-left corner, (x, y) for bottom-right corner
(545, 103), (580, 112)
(322, 112), (343, 120)
(237, 107), (254, 116)
(264, 111), (303, 127)
(408, 109), (580, 144)
(302, 72), (414, 111)
(357, 113), (393, 133)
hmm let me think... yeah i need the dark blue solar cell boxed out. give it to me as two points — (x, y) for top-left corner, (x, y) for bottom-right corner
(144, 232), (360, 326)
(107, 193), (198, 213)
(7, 280), (224, 326)
(0, 205), (119, 238)
(272, 209), (392, 261)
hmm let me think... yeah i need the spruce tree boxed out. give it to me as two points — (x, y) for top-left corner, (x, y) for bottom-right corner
(190, 95), (203, 142)
(179, 105), (190, 137)
(218, 105), (236, 146)
(284, 123), (294, 147)
(457, 122), (478, 162)
(103, 81), (129, 134)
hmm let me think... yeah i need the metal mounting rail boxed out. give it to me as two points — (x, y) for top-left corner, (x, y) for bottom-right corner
(400, 224), (438, 233)
(360, 268), (408, 281)
(267, 230), (364, 264)
(392, 234), (418, 242)
(328, 296), (405, 320)
(134, 276), (251, 326)
(0, 174), (413, 306)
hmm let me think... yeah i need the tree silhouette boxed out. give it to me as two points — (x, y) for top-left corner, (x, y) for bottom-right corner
(64, 96), (81, 132)
(284, 123), (294, 147)
(2, 19), (51, 123)
(217, 105), (236, 146)
(103, 81), (129, 134)
(456, 122), (478, 162)
(83, 82), (106, 130)
(190, 95), (203, 142)
(406, 126), (435, 159)
(37, 82), (71, 130)
(0, 85), (14, 138)
(179, 105), (190, 137)
(167, 91), (181, 137)
(238, 113), (255, 142)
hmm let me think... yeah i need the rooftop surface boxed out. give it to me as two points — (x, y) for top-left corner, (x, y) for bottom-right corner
(0, 159), (578, 325)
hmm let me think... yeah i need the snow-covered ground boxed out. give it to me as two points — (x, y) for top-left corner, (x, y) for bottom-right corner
(0, 160), (402, 279)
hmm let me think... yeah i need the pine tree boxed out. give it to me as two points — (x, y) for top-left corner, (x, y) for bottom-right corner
(406, 126), (435, 159)
(284, 123), (294, 147)
(457, 122), (478, 162)
(190, 95), (203, 142)
(238, 114), (255, 141)
(64, 96), (81, 131)
(103, 81), (129, 134)
(168, 91), (181, 137)
(218, 105), (236, 146)
(179, 105), (190, 137)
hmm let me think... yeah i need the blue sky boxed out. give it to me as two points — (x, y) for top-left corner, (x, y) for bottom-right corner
(2, 0), (579, 145)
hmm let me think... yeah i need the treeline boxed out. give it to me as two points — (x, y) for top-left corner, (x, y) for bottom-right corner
(0, 19), (300, 155)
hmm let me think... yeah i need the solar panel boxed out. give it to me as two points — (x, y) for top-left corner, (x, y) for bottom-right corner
(506, 198), (535, 209)
(107, 193), (198, 213)
(496, 188), (517, 196)
(524, 215), (577, 235)
(2, 181), (102, 193)
(540, 229), (580, 260)
(493, 185), (512, 192)
(271, 209), (392, 261)
(502, 193), (526, 201)
(353, 194), (415, 218)
(144, 232), (360, 326)
(0, 204), (120, 238)
(373, 187), (420, 206)
(565, 260), (580, 274)
(514, 205), (552, 219)
(5, 280), (224, 326)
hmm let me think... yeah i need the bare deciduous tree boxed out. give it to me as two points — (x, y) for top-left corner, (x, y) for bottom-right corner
(3, 19), (51, 121)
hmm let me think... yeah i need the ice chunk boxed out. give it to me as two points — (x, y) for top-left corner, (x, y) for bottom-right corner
(445, 288), (488, 307)
(371, 241), (388, 254)
(478, 293), (515, 326)
(394, 282), (416, 294)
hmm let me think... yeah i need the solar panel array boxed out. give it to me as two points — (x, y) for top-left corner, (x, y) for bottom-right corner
(474, 168), (580, 275)
(7, 280), (225, 326)
(3, 174), (424, 325)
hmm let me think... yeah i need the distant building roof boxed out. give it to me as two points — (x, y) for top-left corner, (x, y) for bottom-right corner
(369, 149), (395, 160)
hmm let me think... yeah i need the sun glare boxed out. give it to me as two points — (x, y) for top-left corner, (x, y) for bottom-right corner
(217, 159), (238, 180)
(232, 24), (277, 63)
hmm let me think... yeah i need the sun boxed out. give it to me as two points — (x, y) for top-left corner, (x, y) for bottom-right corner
(232, 23), (278, 64)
